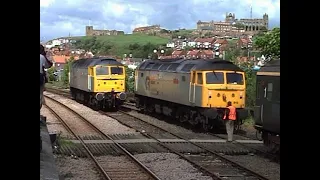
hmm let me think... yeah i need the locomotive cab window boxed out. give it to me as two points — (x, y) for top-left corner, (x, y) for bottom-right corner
(206, 72), (224, 84)
(110, 67), (124, 75)
(96, 66), (109, 75)
(226, 72), (244, 85)
(197, 73), (203, 84)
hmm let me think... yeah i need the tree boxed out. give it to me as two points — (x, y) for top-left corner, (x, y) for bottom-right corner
(125, 66), (135, 92)
(47, 67), (56, 82)
(254, 27), (280, 59)
(62, 56), (75, 86)
(234, 23), (245, 29)
(225, 48), (241, 61)
(239, 62), (256, 108)
(259, 26), (268, 32)
(204, 32), (213, 37)
(160, 29), (169, 34)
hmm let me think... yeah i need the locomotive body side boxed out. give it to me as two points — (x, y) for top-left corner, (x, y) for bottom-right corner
(70, 57), (126, 110)
(135, 59), (249, 131)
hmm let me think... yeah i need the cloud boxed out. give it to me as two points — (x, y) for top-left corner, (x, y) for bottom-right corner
(40, 0), (280, 40)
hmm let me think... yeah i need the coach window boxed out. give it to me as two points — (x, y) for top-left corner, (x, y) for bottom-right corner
(256, 82), (261, 99)
(267, 82), (273, 101)
(182, 76), (186, 81)
(274, 82), (280, 102)
(197, 73), (203, 84)
(141, 73), (144, 77)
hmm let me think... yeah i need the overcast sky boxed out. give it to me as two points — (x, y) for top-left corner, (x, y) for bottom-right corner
(40, 0), (280, 40)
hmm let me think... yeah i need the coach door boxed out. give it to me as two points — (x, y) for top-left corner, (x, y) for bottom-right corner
(189, 71), (196, 104)
(256, 76), (273, 124)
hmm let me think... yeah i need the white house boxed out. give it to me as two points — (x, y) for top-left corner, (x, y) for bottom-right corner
(166, 42), (175, 48)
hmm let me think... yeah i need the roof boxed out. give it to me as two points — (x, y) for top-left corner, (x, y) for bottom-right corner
(137, 58), (243, 73)
(214, 39), (228, 44)
(203, 50), (214, 55)
(239, 38), (249, 44)
(172, 50), (183, 56)
(71, 57), (123, 69)
(187, 50), (200, 56)
(52, 55), (79, 64)
(195, 38), (215, 43)
(257, 60), (280, 76)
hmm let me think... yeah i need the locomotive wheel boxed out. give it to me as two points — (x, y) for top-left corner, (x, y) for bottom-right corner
(90, 97), (99, 111)
(234, 123), (241, 132)
(256, 130), (263, 141)
(202, 123), (210, 132)
(189, 115), (200, 126)
(179, 114), (188, 123)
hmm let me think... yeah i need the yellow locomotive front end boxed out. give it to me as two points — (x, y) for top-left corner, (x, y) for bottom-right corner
(89, 65), (127, 108)
(191, 69), (248, 127)
(201, 70), (246, 108)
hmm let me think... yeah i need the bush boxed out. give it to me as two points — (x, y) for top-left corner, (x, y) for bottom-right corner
(125, 66), (135, 92)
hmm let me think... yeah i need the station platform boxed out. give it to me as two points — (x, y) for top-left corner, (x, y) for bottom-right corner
(40, 116), (60, 180)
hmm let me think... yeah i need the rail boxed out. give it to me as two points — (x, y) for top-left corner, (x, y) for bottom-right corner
(44, 95), (161, 180)
(105, 110), (269, 180)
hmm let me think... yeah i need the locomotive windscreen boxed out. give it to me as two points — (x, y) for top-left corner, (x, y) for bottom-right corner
(206, 72), (224, 84)
(96, 66), (109, 75)
(226, 72), (244, 85)
(111, 67), (124, 75)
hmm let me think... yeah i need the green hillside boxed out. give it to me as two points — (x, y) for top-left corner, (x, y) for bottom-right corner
(72, 34), (170, 57)
(75, 34), (169, 46)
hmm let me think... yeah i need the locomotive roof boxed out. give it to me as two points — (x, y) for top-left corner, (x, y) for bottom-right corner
(71, 57), (123, 69)
(137, 58), (243, 73)
(257, 60), (280, 76)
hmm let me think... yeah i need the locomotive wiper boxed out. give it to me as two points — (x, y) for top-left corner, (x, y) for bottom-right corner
(212, 70), (218, 79)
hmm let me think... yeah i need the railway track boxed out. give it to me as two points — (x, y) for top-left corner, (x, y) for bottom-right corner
(122, 102), (279, 163)
(44, 95), (161, 180)
(102, 110), (269, 180)
(45, 88), (275, 179)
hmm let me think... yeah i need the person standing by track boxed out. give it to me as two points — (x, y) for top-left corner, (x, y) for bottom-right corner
(40, 44), (53, 110)
(223, 101), (237, 142)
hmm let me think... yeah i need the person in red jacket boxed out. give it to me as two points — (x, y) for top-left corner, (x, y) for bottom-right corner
(223, 101), (237, 142)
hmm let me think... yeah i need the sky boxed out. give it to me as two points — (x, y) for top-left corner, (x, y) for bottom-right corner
(40, 0), (280, 40)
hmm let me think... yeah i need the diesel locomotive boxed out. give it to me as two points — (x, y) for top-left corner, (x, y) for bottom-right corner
(134, 58), (250, 131)
(69, 57), (127, 110)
